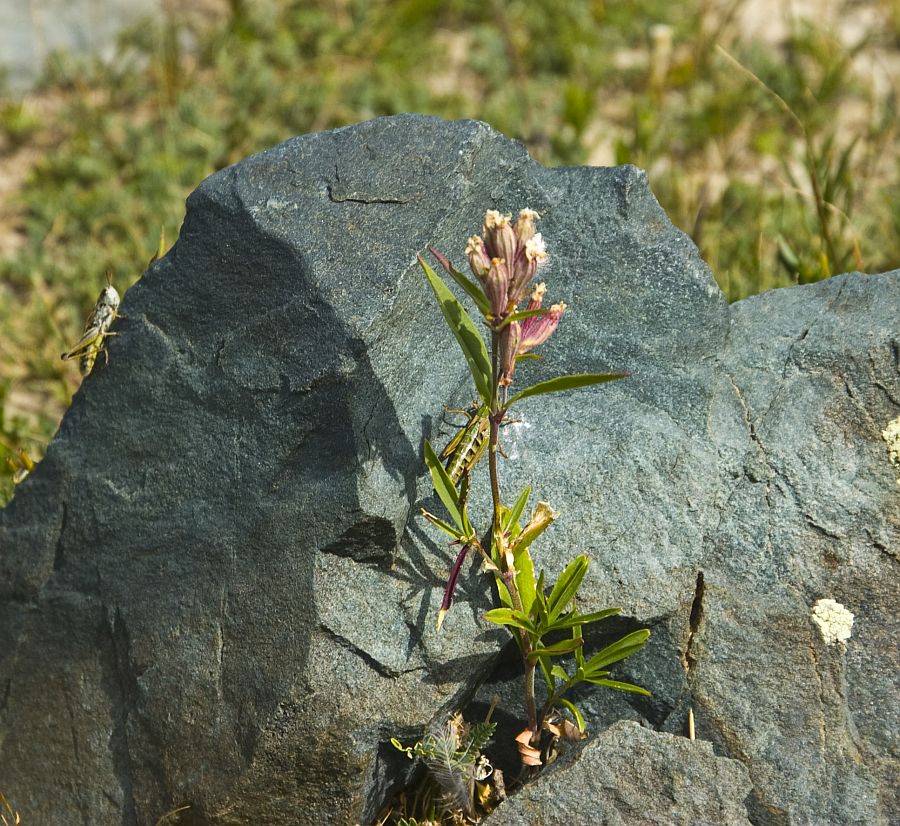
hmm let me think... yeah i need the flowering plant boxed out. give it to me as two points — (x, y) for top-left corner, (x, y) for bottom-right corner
(419, 209), (650, 768)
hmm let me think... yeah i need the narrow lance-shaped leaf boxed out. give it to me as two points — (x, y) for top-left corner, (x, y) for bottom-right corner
(494, 567), (513, 609)
(502, 485), (532, 534)
(533, 570), (548, 626)
(514, 543), (537, 616)
(429, 246), (491, 317)
(437, 544), (470, 630)
(423, 439), (465, 533)
(483, 607), (537, 633)
(506, 372), (630, 407)
(573, 622), (586, 670)
(546, 555), (589, 623)
(537, 651), (554, 694)
(496, 307), (549, 329)
(545, 607), (621, 633)
(585, 678), (651, 696)
(528, 637), (584, 662)
(559, 698), (586, 733)
(420, 508), (466, 542)
(419, 257), (492, 406)
(584, 629), (651, 674)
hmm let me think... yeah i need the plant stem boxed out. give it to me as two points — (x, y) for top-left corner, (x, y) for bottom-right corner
(489, 329), (538, 735)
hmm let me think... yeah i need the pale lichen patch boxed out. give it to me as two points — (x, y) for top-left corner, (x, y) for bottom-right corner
(811, 598), (854, 646)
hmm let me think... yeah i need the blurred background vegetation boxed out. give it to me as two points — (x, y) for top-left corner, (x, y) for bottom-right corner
(1, 0), (898, 502)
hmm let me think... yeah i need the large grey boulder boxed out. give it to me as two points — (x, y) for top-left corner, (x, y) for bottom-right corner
(1, 114), (897, 825)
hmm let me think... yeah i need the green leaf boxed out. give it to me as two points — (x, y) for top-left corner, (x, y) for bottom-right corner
(538, 653), (554, 693)
(460, 720), (496, 760)
(420, 509), (466, 541)
(558, 698), (586, 733)
(428, 246), (491, 317)
(515, 546), (537, 616)
(528, 637), (583, 661)
(584, 629), (651, 674)
(546, 607), (621, 632)
(494, 572), (513, 609)
(502, 485), (531, 533)
(585, 678), (652, 696)
(423, 439), (465, 532)
(483, 608), (536, 633)
(573, 623), (585, 669)
(534, 570), (548, 625)
(506, 372), (629, 407)
(420, 257), (492, 406)
(550, 664), (569, 682)
(497, 307), (549, 329)
(546, 555), (589, 623)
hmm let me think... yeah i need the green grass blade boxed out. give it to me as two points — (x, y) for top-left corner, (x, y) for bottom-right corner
(496, 307), (549, 329)
(421, 509), (465, 541)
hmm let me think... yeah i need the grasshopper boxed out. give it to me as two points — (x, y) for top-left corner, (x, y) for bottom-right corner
(61, 284), (121, 377)
(441, 403), (491, 486)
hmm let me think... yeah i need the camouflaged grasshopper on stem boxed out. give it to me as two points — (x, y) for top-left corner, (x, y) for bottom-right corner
(440, 403), (519, 488)
(61, 282), (123, 377)
(440, 403), (490, 486)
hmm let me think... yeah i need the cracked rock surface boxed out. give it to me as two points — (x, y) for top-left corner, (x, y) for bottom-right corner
(481, 721), (753, 826)
(1, 114), (897, 825)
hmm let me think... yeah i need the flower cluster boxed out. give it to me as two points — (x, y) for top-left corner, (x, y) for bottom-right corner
(459, 209), (564, 386)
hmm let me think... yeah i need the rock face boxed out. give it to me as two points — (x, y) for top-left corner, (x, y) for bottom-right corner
(481, 721), (753, 826)
(1, 114), (897, 825)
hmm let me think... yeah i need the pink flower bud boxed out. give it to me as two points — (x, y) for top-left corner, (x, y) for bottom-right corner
(507, 254), (539, 309)
(519, 302), (566, 353)
(465, 235), (491, 282)
(527, 282), (547, 310)
(515, 208), (540, 244)
(525, 232), (548, 263)
(485, 257), (511, 319)
(483, 210), (517, 269)
(507, 218), (547, 309)
(499, 320), (521, 386)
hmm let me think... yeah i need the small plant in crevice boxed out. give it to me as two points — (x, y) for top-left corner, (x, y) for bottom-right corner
(388, 712), (498, 824)
(411, 210), (650, 796)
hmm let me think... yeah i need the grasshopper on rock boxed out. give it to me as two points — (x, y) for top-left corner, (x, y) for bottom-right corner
(61, 285), (122, 377)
